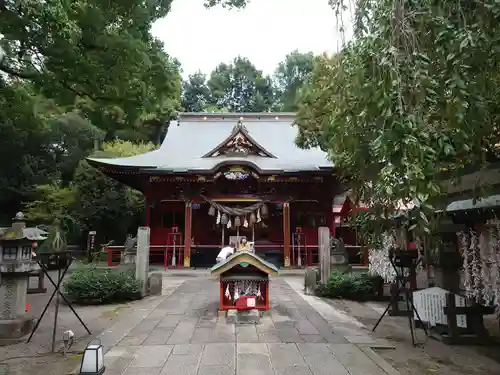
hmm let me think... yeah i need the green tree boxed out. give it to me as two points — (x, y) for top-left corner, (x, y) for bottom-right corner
(273, 50), (315, 112)
(23, 184), (76, 229)
(72, 140), (155, 243)
(295, 0), (500, 241)
(0, 0), (181, 137)
(0, 81), (56, 221)
(207, 57), (274, 112)
(182, 71), (211, 112)
(48, 112), (105, 185)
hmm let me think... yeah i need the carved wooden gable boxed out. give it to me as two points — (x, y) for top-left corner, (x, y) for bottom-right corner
(203, 120), (276, 158)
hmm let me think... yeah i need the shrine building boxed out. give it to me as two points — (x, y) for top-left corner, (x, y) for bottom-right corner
(88, 113), (362, 268)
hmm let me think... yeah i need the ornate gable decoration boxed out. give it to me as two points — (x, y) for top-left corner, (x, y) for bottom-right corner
(202, 120), (276, 158)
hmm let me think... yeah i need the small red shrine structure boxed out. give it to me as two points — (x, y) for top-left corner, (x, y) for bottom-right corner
(211, 249), (278, 311)
(87, 112), (354, 268)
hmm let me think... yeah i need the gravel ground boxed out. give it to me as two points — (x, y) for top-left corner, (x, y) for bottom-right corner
(324, 298), (500, 375)
(0, 270), (144, 375)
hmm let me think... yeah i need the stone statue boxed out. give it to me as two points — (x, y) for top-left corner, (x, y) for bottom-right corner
(121, 234), (137, 265)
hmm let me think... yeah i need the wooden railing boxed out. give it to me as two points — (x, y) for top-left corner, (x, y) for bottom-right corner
(103, 243), (368, 269)
(104, 245), (185, 269)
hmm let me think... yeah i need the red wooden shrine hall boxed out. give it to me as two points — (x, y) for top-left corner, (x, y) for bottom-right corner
(87, 112), (365, 268)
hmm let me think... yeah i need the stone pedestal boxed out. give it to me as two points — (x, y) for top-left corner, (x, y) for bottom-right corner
(330, 238), (350, 273)
(121, 251), (137, 266)
(0, 276), (36, 345)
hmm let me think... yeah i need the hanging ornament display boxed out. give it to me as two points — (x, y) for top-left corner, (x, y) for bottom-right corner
(479, 231), (492, 303)
(216, 210), (221, 224)
(249, 212), (256, 225)
(243, 217), (249, 228)
(256, 285), (262, 299)
(458, 230), (472, 297)
(221, 214), (228, 225)
(470, 230), (481, 302)
(234, 216), (241, 227)
(368, 232), (398, 283)
(257, 209), (262, 222)
(457, 223), (500, 314)
(261, 204), (268, 217)
(227, 218), (232, 228)
(208, 205), (216, 216)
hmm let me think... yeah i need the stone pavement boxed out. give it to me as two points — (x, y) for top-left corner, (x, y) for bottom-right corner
(95, 277), (400, 375)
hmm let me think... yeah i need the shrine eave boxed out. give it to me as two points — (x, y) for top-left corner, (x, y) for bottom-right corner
(88, 158), (336, 175)
(210, 251), (279, 277)
(87, 112), (335, 175)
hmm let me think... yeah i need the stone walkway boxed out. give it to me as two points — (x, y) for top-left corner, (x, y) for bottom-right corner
(97, 277), (400, 375)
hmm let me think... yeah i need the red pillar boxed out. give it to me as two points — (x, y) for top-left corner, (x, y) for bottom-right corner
(145, 183), (151, 227)
(183, 201), (192, 267)
(283, 202), (291, 268)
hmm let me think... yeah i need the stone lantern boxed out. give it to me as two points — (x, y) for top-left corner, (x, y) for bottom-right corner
(0, 212), (44, 344)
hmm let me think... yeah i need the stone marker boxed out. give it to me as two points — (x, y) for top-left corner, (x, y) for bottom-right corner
(304, 267), (319, 295)
(148, 273), (162, 295)
(135, 227), (150, 297)
(318, 227), (331, 285)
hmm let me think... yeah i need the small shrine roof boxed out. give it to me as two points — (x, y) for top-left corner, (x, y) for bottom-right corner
(210, 250), (279, 277)
(445, 194), (500, 212)
(0, 227), (49, 241)
(88, 113), (334, 173)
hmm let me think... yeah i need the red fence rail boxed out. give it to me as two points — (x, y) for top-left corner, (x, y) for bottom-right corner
(104, 245), (185, 269)
(104, 243), (368, 269)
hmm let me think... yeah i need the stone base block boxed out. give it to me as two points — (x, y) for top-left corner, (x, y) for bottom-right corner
(226, 309), (237, 324)
(260, 309), (272, 317)
(27, 287), (47, 295)
(0, 317), (36, 346)
(148, 273), (162, 296)
(217, 309), (226, 317)
(237, 309), (260, 324)
(121, 253), (137, 265)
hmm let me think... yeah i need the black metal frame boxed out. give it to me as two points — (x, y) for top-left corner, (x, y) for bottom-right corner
(372, 248), (428, 346)
(26, 251), (91, 351)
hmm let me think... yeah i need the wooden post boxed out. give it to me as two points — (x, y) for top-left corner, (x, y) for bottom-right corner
(318, 227), (331, 285)
(183, 201), (192, 267)
(219, 279), (224, 311)
(283, 202), (291, 268)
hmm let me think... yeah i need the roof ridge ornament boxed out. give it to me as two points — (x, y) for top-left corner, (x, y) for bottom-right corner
(202, 119), (276, 158)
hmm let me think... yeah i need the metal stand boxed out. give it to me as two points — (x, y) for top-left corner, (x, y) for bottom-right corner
(27, 252), (91, 350)
(372, 248), (428, 346)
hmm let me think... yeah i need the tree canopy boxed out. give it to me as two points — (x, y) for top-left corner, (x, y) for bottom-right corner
(294, 0), (500, 238)
(0, 0), (181, 139)
(274, 50), (315, 112)
(207, 57), (274, 112)
(0, 0), (316, 246)
(181, 52), (315, 113)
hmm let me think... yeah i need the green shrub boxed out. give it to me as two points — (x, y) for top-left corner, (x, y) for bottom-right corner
(63, 266), (142, 305)
(315, 270), (383, 301)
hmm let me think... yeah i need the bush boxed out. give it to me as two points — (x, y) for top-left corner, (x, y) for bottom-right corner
(63, 266), (142, 305)
(315, 270), (383, 301)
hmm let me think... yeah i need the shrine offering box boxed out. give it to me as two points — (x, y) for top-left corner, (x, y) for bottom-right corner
(210, 250), (279, 311)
